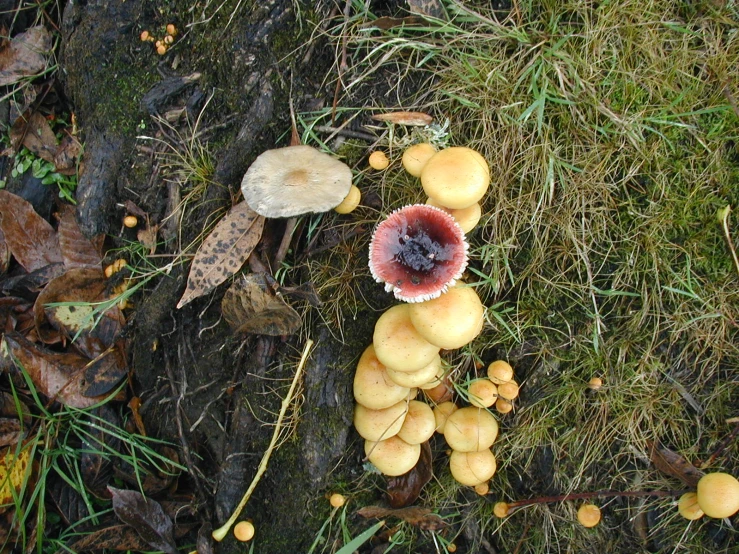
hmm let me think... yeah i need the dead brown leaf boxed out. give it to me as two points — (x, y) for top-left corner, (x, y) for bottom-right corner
(0, 227), (9, 275)
(177, 201), (265, 309)
(647, 439), (704, 488)
(0, 26), (52, 87)
(408, 0), (445, 19)
(371, 111), (434, 126)
(33, 268), (124, 357)
(221, 273), (301, 336)
(4, 332), (111, 408)
(357, 505), (445, 530)
(10, 111), (57, 163)
(53, 134), (83, 175)
(0, 419), (21, 448)
(0, 190), (62, 272)
(137, 224), (158, 255)
(57, 204), (104, 270)
(386, 441), (432, 508)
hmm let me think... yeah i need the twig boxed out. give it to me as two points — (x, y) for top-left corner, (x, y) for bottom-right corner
(212, 338), (314, 541)
(718, 205), (739, 278)
(331, 0), (352, 125)
(314, 125), (377, 142)
(506, 489), (682, 513)
(700, 419), (739, 469)
(274, 217), (299, 268)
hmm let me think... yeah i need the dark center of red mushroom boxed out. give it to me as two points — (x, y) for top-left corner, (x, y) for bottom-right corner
(369, 204), (468, 302)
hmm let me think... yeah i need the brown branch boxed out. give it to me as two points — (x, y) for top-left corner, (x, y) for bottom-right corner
(506, 489), (683, 512)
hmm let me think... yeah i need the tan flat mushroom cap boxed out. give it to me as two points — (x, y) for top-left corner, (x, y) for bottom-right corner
(386, 354), (442, 388)
(353, 344), (412, 410)
(449, 448), (497, 486)
(241, 145), (353, 217)
(397, 400), (436, 444)
(421, 147), (490, 209)
(353, 400), (409, 442)
(365, 436), (421, 476)
(373, 304), (441, 372)
(443, 406), (499, 452)
(408, 285), (485, 350)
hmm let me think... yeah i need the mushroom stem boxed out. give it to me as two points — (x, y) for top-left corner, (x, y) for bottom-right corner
(274, 217), (299, 267)
(503, 489), (685, 514)
(212, 338), (314, 541)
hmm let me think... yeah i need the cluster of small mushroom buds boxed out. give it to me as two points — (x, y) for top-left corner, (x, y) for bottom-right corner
(140, 24), (178, 56)
(353, 281), (494, 485)
(104, 258), (132, 310)
(678, 472), (739, 521)
(366, 143), (486, 232)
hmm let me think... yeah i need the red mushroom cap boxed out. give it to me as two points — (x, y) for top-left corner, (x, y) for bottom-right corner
(369, 204), (469, 302)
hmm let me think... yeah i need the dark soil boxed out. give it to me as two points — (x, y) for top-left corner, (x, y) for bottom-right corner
(55, 0), (380, 551)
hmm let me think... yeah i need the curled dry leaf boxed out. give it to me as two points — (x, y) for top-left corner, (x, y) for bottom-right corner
(386, 441), (432, 508)
(177, 201), (265, 309)
(0, 190), (62, 273)
(371, 111), (434, 126)
(408, 0), (445, 19)
(0, 26), (52, 87)
(221, 273), (302, 336)
(357, 505), (445, 531)
(647, 439), (704, 488)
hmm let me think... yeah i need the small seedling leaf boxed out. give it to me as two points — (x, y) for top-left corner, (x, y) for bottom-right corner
(647, 439), (704, 488)
(177, 201), (265, 309)
(221, 273), (301, 336)
(0, 190), (62, 272)
(109, 487), (178, 554)
(0, 26), (52, 87)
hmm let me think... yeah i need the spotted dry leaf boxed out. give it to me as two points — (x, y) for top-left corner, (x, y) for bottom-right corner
(357, 505), (445, 530)
(177, 202), (265, 309)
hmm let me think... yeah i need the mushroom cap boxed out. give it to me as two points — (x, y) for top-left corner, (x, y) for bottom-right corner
(696, 472), (739, 518)
(443, 406), (499, 452)
(497, 380), (519, 401)
(677, 492), (704, 520)
(335, 185), (361, 214)
(329, 493), (346, 508)
(233, 520), (255, 541)
(368, 151), (390, 170)
(493, 502), (510, 518)
(495, 397), (513, 414)
(426, 198), (482, 233)
(353, 399), (408, 442)
(353, 344), (412, 409)
(369, 204), (469, 303)
(386, 354), (442, 388)
(365, 436), (421, 476)
(576, 503), (601, 527)
(373, 304), (441, 372)
(408, 285), (485, 349)
(449, 448), (497, 486)
(397, 400), (436, 444)
(421, 147), (490, 209)
(241, 145), (352, 217)
(487, 360), (514, 384)
(467, 379), (498, 408)
(402, 143), (437, 177)
(433, 401), (458, 434)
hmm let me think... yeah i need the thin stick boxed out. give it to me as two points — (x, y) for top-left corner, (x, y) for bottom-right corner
(212, 338), (314, 541)
(506, 489), (682, 513)
(718, 205), (739, 278)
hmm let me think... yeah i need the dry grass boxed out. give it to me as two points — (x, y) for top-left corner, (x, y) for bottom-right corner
(308, 0), (739, 552)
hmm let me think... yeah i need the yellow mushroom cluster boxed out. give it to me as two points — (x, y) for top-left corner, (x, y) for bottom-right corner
(354, 283), (493, 481)
(678, 472), (739, 521)
(140, 23), (177, 56)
